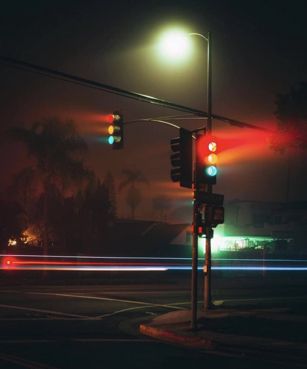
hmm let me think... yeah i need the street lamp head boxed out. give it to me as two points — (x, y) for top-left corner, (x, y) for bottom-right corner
(157, 28), (192, 63)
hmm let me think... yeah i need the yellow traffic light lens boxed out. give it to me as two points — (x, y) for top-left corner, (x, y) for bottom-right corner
(108, 125), (114, 135)
(208, 153), (218, 164)
(208, 141), (217, 152)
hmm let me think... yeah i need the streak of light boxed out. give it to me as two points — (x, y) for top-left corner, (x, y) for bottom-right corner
(11, 260), (170, 266)
(2, 254), (307, 262)
(212, 266), (307, 271)
(7, 265), (305, 272)
(214, 258), (307, 262)
(149, 266), (307, 271)
(2, 265), (167, 272)
(1, 254), (307, 272)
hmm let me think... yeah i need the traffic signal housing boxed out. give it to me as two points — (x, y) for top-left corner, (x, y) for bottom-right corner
(205, 205), (225, 228)
(196, 134), (218, 185)
(170, 128), (193, 188)
(107, 111), (124, 149)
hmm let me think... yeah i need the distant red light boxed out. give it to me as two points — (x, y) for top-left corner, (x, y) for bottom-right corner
(104, 114), (115, 124)
(2, 257), (17, 269)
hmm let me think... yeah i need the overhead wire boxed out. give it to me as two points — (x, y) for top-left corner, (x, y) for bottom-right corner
(0, 55), (274, 133)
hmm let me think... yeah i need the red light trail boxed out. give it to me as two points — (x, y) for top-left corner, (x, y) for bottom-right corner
(1, 254), (307, 272)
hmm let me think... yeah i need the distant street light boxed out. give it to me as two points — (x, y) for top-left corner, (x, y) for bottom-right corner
(157, 28), (192, 63)
(157, 27), (213, 329)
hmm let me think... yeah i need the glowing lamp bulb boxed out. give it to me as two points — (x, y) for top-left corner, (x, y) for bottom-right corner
(206, 165), (217, 177)
(158, 29), (192, 62)
(208, 141), (217, 152)
(108, 125), (114, 135)
(108, 136), (115, 145)
(208, 153), (218, 164)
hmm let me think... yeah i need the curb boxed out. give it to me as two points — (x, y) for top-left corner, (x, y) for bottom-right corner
(139, 322), (307, 367)
(139, 324), (216, 350)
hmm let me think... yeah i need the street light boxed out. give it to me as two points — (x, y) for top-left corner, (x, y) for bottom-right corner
(158, 28), (213, 328)
(157, 29), (212, 132)
(157, 29), (192, 63)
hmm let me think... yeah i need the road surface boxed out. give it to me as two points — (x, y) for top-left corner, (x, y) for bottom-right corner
(0, 267), (306, 368)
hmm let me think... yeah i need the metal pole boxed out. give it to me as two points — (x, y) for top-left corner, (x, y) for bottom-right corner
(206, 31), (212, 134)
(204, 31), (213, 311)
(191, 195), (199, 329)
(204, 224), (212, 310)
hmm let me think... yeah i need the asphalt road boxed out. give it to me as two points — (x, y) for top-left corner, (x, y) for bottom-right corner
(0, 269), (306, 369)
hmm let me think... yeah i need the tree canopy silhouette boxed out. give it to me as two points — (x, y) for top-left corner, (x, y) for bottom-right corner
(270, 82), (307, 201)
(7, 118), (91, 252)
(119, 169), (149, 219)
(272, 82), (307, 152)
(8, 118), (90, 189)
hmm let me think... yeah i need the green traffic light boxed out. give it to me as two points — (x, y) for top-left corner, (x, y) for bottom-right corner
(206, 165), (217, 176)
(108, 136), (115, 145)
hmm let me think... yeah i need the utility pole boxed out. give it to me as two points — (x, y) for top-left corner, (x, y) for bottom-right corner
(191, 192), (199, 330)
(204, 31), (213, 311)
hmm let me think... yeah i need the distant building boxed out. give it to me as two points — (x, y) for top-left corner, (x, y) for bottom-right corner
(183, 200), (307, 255)
(222, 199), (307, 254)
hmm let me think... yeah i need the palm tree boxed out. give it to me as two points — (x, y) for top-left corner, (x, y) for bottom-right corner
(7, 117), (91, 253)
(119, 169), (149, 219)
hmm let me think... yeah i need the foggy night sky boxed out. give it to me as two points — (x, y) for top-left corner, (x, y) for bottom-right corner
(1, 0), (307, 221)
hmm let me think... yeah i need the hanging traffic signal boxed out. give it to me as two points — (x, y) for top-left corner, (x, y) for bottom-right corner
(196, 134), (218, 185)
(170, 128), (193, 188)
(107, 111), (124, 149)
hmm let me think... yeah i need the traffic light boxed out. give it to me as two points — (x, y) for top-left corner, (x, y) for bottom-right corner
(196, 134), (218, 185)
(107, 111), (124, 149)
(170, 128), (193, 188)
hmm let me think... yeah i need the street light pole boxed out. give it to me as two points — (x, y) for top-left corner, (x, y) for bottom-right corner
(189, 31), (212, 133)
(158, 28), (214, 326)
(191, 194), (199, 330)
(204, 31), (213, 311)
(190, 31), (213, 311)
(207, 32), (212, 134)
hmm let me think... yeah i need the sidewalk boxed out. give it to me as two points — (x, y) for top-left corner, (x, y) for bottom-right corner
(139, 307), (307, 366)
